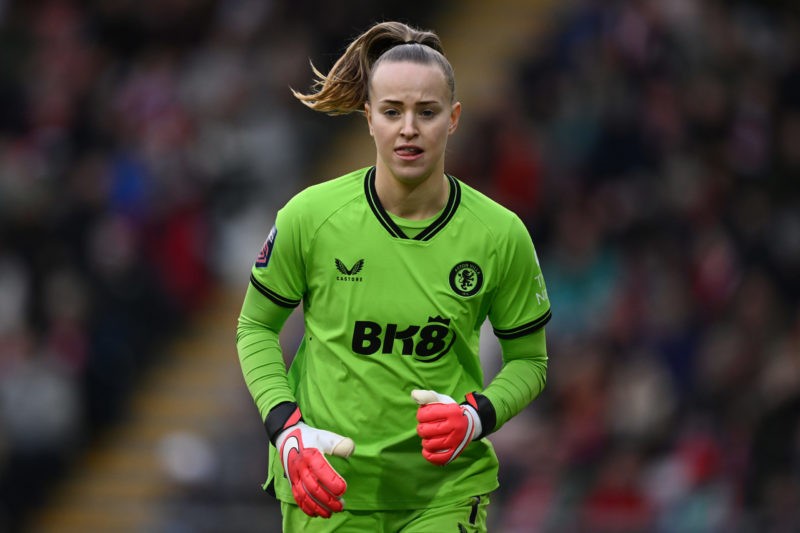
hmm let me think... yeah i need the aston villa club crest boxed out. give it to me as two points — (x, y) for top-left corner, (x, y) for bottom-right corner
(255, 226), (277, 268)
(449, 261), (483, 296)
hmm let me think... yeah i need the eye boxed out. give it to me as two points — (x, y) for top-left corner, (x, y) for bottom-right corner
(420, 109), (436, 118)
(383, 108), (400, 118)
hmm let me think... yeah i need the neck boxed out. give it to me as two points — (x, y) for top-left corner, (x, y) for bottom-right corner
(374, 167), (449, 220)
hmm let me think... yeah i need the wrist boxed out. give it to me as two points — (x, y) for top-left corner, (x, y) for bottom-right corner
(462, 404), (482, 441)
(462, 392), (496, 440)
(265, 401), (302, 445)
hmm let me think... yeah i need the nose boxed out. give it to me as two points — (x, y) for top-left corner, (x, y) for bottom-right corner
(400, 112), (418, 138)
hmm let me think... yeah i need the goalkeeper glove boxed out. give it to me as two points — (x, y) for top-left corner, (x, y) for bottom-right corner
(412, 389), (484, 466)
(269, 403), (354, 518)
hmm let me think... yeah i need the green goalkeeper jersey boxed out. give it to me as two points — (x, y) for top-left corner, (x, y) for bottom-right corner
(237, 166), (551, 509)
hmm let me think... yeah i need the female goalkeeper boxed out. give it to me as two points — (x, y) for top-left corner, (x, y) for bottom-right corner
(236, 20), (551, 532)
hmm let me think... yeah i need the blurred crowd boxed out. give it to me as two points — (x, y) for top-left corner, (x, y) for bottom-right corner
(449, 0), (800, 531)
(1, 0), (800, 531)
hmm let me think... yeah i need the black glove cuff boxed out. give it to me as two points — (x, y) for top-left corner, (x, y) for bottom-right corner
(462, 392), (496, 440)
(264, 401), (302, 446)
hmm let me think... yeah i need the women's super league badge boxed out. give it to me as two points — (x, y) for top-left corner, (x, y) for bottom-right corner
(255, 226), (277, 267)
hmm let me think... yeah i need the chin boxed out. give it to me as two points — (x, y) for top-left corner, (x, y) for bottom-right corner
(390, 165), (434, 184)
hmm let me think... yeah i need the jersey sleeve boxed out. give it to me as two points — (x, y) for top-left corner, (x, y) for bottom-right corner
(249, 194), (310, 308)
(488, 214), (551, 336)
(237, 193), (311, 422)
(236, 283), (296, 421)
(481, 215), (551, 432)
(482, 329), (548, 431)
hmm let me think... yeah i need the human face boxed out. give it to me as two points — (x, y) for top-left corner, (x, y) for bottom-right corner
(365, 60), (461, 187)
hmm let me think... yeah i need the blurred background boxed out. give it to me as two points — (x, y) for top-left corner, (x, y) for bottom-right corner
(1, 0), (799, 531)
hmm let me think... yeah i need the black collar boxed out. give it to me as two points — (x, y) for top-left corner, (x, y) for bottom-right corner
(363, 166), (461, 241)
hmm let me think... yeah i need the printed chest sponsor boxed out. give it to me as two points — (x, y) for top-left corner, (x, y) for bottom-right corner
(330, 257), (486, 363)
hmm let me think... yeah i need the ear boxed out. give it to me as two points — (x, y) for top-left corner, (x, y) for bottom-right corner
(365, 102), (374, 136)
(448, 101), (462, 135)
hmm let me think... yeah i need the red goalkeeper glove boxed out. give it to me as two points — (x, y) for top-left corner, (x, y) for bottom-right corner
(274, 418), (354, 518)
(412, 389), (483, 466)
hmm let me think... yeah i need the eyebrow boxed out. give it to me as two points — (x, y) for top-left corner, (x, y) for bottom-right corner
(378, 99), (442, 106)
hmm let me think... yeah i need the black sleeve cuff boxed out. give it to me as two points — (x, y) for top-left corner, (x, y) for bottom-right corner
(462, 392), (497, 440)
(264, 401), (302, 445)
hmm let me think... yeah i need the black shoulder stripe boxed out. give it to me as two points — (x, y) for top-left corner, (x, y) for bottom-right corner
(493, 309), (552, 339)
(249, 274), (301, 308)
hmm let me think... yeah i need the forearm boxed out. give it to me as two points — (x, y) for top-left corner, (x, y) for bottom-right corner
(236, 283), (296, 421)
(480, 328), (548, 432)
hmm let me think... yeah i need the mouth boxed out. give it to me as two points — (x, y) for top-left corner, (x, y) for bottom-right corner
(395, 145), (424, 159)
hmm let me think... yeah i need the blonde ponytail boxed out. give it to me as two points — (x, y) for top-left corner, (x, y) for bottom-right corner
(292, 21), (454, 115)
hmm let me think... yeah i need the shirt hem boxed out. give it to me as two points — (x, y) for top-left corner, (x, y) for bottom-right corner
(273, 482), (499, 510)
